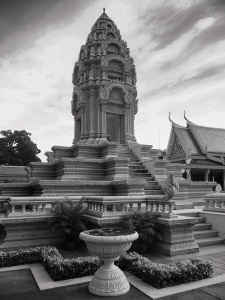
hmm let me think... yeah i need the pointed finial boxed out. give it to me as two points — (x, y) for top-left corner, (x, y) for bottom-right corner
(103, 8), (105, 13)
(168, 112), (172, 123)
(184, 110), (187, 121)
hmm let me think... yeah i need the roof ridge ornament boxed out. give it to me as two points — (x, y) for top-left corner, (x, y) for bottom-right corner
(168, 112), (185, 128)
(183, 110), (196, 126)
(220, 154), (225, 165)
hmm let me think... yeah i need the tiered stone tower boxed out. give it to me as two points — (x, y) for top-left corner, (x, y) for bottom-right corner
(71, 9), (138, 146)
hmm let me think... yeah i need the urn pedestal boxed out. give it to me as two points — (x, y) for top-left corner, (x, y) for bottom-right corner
(79, 228), (138, 296)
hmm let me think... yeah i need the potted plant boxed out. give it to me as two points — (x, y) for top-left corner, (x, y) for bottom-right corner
(48, 200), (88, 250)
(121, 210), (161, 254)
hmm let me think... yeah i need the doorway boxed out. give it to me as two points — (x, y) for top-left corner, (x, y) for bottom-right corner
(106, 113), (121, 143)
(209, 170), (224, 190)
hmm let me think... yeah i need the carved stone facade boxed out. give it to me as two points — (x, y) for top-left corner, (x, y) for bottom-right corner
(71, 10), (137, 145)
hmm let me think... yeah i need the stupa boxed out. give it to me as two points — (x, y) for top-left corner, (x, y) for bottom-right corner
(28, 8), (163, 199)
(72, 8), (137, 146)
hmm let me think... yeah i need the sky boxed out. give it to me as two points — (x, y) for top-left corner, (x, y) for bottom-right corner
(1, 0), (225, 161)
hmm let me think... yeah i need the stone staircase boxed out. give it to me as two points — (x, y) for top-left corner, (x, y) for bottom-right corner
(117, 145), (164, 196)
(176, 211), (224, 246)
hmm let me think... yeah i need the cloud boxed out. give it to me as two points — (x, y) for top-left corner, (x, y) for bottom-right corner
(0, 0), (94, 58)
(1, 0), (225, 159)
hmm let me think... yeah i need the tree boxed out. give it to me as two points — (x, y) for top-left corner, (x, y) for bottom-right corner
(0, 130), (41, 166)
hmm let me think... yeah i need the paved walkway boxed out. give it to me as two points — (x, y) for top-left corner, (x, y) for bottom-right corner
(1, 245), (225, 300)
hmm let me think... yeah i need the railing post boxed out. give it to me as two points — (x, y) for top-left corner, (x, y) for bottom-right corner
(22, 204), (26, 214)
(137, 203), (142, 211)
(32, 205), (36, 213)
(112, 204), (116, 213)
(11, 205), (15, 214)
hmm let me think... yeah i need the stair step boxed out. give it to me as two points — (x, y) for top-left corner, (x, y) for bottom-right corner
(130, 169), (148, 174)
(176, 212), (200, 217)
(194, 223), (211, 231)
(129, 165), (146, 170)
(145, 190), (164, 195)
(195, 217), (205, 224)
(145, 181), (158, 185)
(145, 177), (154, 181)
(145, 185), (161, 190)
(195, 237), (225, 247)
(194, 230), (218, 239)
(130, 173), (152, 177)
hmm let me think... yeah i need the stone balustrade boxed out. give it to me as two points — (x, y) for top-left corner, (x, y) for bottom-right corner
(203, 193), (225, 213)
(85, 196), (176, 219)
(4, 196), (83, 217)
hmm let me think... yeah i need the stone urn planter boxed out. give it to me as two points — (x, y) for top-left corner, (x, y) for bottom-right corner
(79, 228), (138, 296)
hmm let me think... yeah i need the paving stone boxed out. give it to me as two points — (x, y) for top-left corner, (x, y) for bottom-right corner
(0, 269), (39, 299)
(213, 267), (225, 274)
(209, 257), (225, 262)
(212, 262), (225, 269)
(157, 289), (221, 300)
(54, 282), (150, 300)
(1, 290), (58, 300)
(201, 282), (225, 300)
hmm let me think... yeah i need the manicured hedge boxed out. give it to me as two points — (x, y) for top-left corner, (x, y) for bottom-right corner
(0, 246), (101, 281)
(117, 252), (213, 288)
(0, 246), (213, 289)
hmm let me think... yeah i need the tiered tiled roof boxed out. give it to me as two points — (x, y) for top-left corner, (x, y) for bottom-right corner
(173, 126), (201, 156)
(167, 113), (225, 162)
(188, 124), (225, 154)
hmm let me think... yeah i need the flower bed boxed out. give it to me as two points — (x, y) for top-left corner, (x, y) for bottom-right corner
(0, 246), (213, 289)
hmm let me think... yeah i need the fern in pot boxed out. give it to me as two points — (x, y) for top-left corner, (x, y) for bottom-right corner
(121, 210), (161, 254)
(48, 200), (88, 250)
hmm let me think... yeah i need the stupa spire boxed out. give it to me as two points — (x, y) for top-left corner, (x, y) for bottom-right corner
(71, 10), (138, 145)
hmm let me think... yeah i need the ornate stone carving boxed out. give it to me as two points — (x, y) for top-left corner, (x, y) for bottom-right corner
(164, 174), (179, 200)
(101, 56), (108, 67)
(107, 104), (124, 114)
(126, 76), (132, 85)
(99, 86), (109, 100)
(109, 88), (123, 102)
(97, 47), (102, 55)
(171, 136), (184, 155)
(80, 229), (138, 296)
(109, 60), (123, 72)
(90, 46), (95, 56)
(102, 70), (107, 79)
(102, 42), (107, 55)
(108, 43), (120, 54)
(89, 69), (94, 80)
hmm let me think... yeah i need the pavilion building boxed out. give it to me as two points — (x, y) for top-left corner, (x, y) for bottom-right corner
(166, 112), (225, 191)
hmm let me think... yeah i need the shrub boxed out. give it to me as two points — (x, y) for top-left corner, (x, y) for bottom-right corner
(121, 211), (161, 245)
(48, 200), (88, 242)
(0, 247), (213, 288)
(116, 252), (213, 288)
